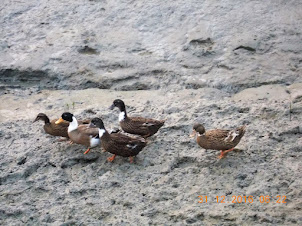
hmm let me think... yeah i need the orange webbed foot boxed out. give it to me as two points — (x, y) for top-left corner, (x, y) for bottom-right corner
(218, 148), (234, 159)
(129, 156), (134, 163)
(107, 154), (116, 162)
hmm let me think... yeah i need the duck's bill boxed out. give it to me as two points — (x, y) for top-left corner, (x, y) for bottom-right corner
(55, 117), (65, 124)
(190, 130), (196, 138)
(33, 117), (39, 123)
(109, 104), (115, 110)
(88, 123), (96, 128)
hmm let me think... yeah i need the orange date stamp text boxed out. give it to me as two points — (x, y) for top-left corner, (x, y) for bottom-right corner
(198, 195), (286, 204)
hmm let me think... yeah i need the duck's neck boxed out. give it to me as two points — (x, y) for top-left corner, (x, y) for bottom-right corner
(43, 116), (50, 124)
(98, 128), (110, 140)
(118, 104), (127, 122)
(196, 132), (205, 142)
(197, 132), (204, 137)
(68, 116), (78, 132)
(119, 111), (127, 122)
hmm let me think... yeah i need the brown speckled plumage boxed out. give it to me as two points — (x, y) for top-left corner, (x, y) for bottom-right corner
(68, 125), (99, 147)
(102, 131), (146, 157)
(91, 118), (146, 161)
(34, 113), (69, 137)
(120, 116), (165, 138)
(110, 99), (165, 138)
(192, 124), (246, 158)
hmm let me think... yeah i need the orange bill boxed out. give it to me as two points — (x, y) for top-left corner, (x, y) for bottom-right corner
(55, 117), (65, 124)
(190, 130), (196, 138)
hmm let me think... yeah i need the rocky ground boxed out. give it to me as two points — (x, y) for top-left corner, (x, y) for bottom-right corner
(1, 0), (302, 225)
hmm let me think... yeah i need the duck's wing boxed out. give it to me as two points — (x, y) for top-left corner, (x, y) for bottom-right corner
(111, 133), (146, 145)
(129, 117), (164, 128)
(205, 127), (245, 150)
(41, 119), (68, 137)
(78, 119), (91, 125)
(205, 129), (231, 144)
(205, 129), (230, 140)
(77, 125), (99, 137)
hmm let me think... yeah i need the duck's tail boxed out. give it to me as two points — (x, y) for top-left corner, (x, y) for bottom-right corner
(238, 125), (247, 136)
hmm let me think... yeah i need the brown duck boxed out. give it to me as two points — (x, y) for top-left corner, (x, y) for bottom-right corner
(110, 99), (165, 138)
(34, 113), (70, 138)
(90, 118), (146, 163)
(34, 113), (90, 139)
(191, 123), (246, 159)
(55, 112), (100, 154)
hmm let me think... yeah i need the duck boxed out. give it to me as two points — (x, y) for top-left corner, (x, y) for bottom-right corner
(90, 117), (147, 163)
(34, 113), (91, 139)
(191, 123), (246, 159)
(34, 113), (69, 138)
(55, 112), (100, 154)
(109, 99), (165, 138)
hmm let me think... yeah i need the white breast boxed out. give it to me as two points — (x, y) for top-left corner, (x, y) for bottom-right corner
(98, 129), (106, 138)
(90, 136), (100, 148)
(119, 112), (125, 122)
(68, 116), (79, 132)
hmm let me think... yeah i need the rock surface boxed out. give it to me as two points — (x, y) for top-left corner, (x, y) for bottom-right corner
(1, 0), (302, 225)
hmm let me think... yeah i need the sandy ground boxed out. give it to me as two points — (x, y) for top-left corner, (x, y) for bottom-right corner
(1, 86), (302, 225)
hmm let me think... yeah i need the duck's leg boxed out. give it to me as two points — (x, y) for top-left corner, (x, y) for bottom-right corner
(68, 140), (74, 145)
(107, 154), (116, 162)
(84, 148), (91, 155)
(218, 148), (234, 159)
(129, 156), (134, 163)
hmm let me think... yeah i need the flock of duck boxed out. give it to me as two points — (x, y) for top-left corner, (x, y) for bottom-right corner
(34, 99), (246, 162)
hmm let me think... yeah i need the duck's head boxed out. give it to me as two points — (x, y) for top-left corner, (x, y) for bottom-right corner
(109, 99), (126, 112)
(33, 113), (50, 123)
(56, 112), (73, 124)
(190, 123), (205, 137)
(91, 117), (108, 138)
(90, 117), (105, 130)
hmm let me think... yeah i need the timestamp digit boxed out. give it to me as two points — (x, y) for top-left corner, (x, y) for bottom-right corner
(198, 195), (208, 203)
(216, 195), (225, 203)
(260, 195), (270, 203)
(232, 196), (236, 203)
(276, 195), (286, 204)
(276, 196), (281, 204)
(248, 196), (253, 203)
(237, 195), (242, 203)
(260, 196), (264, 203)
